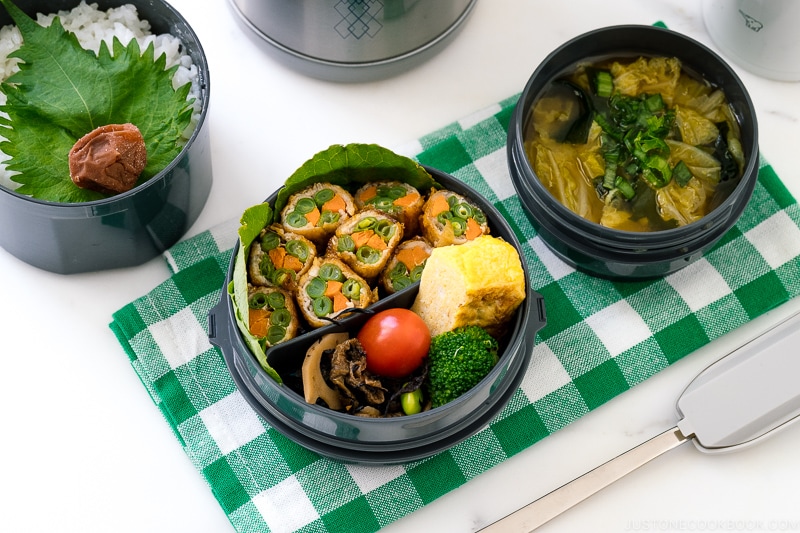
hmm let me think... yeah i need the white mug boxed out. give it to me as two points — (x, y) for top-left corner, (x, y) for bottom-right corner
(703, 0), (800, 81)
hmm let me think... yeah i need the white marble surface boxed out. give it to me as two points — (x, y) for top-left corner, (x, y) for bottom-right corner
(2, 1), (799, 532)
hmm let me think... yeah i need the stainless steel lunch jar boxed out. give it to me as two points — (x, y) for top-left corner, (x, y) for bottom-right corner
(228, 0), (478, 81)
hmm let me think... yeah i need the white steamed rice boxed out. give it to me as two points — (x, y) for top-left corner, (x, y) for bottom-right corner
(0, 1), (202, 190)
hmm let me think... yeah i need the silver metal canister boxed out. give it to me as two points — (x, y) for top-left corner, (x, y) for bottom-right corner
(228, 0), (478, 82)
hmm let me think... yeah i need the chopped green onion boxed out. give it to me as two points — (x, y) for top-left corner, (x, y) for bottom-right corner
(632, 146), (649, 163)
(589, 90), (680, 202)
(602, 143), (620, 190)
(637, 135), (669, 154)
(645, 155), (672, 187)
(615, 177), (636, 200)
(593, 70), (614, 98)
(594, 111), (621, 141)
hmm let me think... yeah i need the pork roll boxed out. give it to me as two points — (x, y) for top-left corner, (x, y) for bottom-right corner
(327, 209), (404, 280)
(420, 189), (490, 247)
(280, 183), (356, 245)
(296, 257), (377, 328)
(380, 237), (432, 294)
(353, 181), (424, 237)
(248, 225), (316, 290)
(246, 285), (300, 347)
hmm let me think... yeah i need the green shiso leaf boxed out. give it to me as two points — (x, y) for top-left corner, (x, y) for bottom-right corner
(0, 0), (194, 203)
(274, 143), (439, 214)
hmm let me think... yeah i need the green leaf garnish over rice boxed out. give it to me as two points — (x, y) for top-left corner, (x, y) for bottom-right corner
(0, 0), (194, 202)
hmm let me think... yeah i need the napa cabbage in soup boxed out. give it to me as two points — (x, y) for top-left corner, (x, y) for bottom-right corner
(524, 56), (745, 232)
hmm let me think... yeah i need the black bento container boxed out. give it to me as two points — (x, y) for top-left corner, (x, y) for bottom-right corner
(0, 0), (211, 274)
(208, 167), (547, 464)
(507, 25), (759, 279)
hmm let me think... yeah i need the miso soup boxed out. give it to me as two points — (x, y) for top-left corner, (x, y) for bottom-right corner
(523, 56), (745, 232)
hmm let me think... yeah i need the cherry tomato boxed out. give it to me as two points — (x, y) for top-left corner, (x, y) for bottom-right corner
(357, 308), (431, 378)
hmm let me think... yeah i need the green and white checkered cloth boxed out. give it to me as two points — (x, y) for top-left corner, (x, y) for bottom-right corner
(111, 94), (800, 533)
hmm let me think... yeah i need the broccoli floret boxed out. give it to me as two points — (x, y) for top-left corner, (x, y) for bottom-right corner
(427, 326), (499, 408)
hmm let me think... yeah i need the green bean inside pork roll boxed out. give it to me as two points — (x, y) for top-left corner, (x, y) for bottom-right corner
(328, 209), (404, 280)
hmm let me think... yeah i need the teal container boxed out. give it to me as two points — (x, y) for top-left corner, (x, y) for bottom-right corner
(0, 0), (212, 274)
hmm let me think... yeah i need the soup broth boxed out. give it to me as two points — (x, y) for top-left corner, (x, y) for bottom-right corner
(523, 55), (745, 232)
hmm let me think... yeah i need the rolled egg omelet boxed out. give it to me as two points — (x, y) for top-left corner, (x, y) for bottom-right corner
(410, 235), (526, 337)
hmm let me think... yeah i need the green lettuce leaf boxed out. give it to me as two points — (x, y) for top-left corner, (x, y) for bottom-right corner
(229, 202), (282, 384)
(0, 0), (194, 203)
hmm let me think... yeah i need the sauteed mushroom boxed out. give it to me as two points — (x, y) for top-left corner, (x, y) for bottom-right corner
(328, 338), (387, 408)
